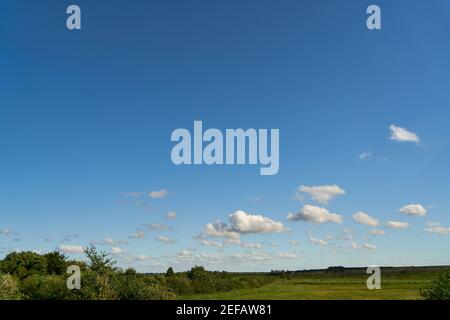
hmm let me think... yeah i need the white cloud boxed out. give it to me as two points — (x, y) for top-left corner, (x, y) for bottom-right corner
(352, 211), (380, 227)
(289, 240), (301, 246)
(386, 220), (410, 229)
(129, 231), (146, 239)
(288, 205), (343, 224)
(58, 244), (84, 254)
(111, 247), (124, 255)
(229, 210), (286, 234)
(370, 229), (386, 236)
(135, 254), (150, 261)
(167, 211), (177, 220)
(202, 210), (286, 240)
(199, 239), (223, 248)
(309, 236), (328, 246)
(389, 125), (420, 144)
(425, 222), (450, 235)
(149, 189), (169, 199)
(350, 241), (359, 249)
(204, 222), (241, 240)
(399, 204), (427, 216)
(363, 243), (376, 250)
(156, 236), (176, 244)
(359, 151), (373, 160)
(276, 253), (298, 259)
(147, 223), (171, 231)
(296, 185), (346, 204)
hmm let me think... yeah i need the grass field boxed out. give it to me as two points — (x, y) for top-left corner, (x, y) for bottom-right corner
(185, 268), (449, 300)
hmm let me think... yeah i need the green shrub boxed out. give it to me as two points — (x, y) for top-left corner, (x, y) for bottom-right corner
(0, 274), (21, 300)
(421, 271), (450, 300)
(20, 275), (70, 300)
(166, 275), (194, 296)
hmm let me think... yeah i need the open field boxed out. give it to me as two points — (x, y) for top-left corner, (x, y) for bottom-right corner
(185, 267), (450, 300)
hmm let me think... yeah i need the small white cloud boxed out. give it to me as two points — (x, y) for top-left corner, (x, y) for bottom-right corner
(350, 241), (359, 249)
(296, 185), (346, 204)
(276, 252), (298, 259)
(288, 205), (343, 224)
(370, 229), (386, 236)
(386, 220), (410, 229)
(167, 211), (177, 220)
(149, 189), (169, 199)
(309, 236), (328, 246)
(199, 239), (223, 248)
(111, 247), (124, 255)
(363, 243), (376, 250)
(289, 240), (300, 246)
(389, 125), (420, 144)
(359, 151), (373, 160)
(147, 223), (171, 231)
(399, 204), (427, 216)
(352, 211), (380, 227)
(156, 236), (176, 244)
(129, 231), (146, 239)
(425, 222), (450, 235)
(58, 244), (84, 254)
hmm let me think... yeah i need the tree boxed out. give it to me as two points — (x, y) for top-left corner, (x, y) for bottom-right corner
(165, 267), (174, 277)
(1, 252), (47, 279)
(44, 252), (67, 275)
(83, 245), (116, 273)
(187, 266), (208, 280)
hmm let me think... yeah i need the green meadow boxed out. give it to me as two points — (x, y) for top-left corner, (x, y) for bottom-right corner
(186, 268), (449, 300)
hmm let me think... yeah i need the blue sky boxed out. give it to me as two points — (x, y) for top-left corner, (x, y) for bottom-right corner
(1, 0), (450, 272)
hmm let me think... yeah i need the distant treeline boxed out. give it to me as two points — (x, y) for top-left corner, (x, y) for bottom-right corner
(0, 245), (274, 300)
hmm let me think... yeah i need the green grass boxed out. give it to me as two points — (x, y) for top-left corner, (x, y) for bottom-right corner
(184, 273), (437, 300)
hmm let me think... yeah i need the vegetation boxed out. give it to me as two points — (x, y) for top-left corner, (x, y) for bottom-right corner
(421, 271), (450, 300)
(0, 247), (272, 300)
(0, 248), (449, 300)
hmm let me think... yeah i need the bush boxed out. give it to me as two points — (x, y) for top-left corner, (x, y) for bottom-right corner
(0, 274), (21, 300)
(20, 275), (70, 300)
(421, 272), (450, 300)
(166, 275), (194, 296)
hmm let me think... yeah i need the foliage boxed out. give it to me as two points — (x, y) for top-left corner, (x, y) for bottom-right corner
(421, 271), (450, 300)
(44, 252), (68, 275)
(84, 245), (116, 273)
(0, 248), (273, 300)
(0, 274), (21, 300)
(165, 267), (174, 277)
(1, 252), (47, 279)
